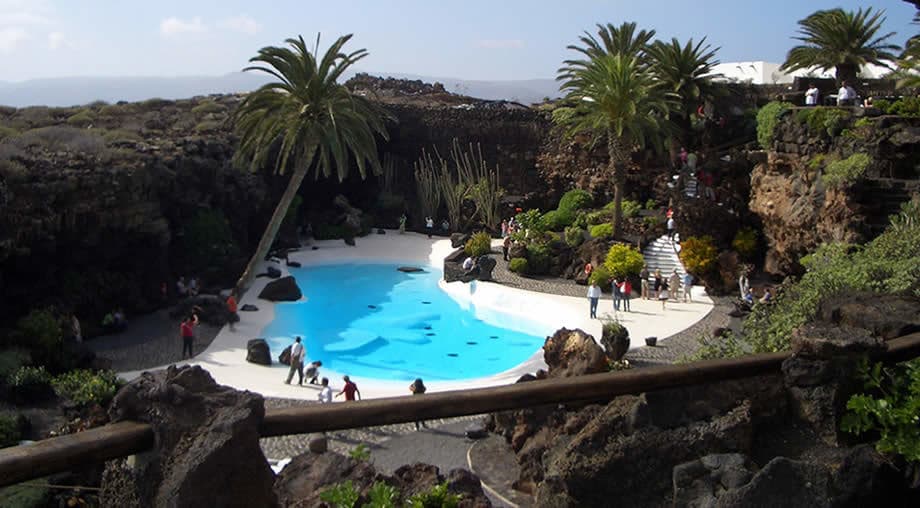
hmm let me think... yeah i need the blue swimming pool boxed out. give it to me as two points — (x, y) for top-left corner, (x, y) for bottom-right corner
(260, 263), (547, 381)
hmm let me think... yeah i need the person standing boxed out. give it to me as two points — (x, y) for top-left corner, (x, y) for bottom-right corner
(667, 216), (676, 242)
(180, 314), (197, 359)
(587, 282), (601, 319)
(409, 378), (428, 430)
(653, 269), (664, 300)
(317, 377), (333, 403)
(618, 279), (632, 312)
(639, 265), (650, 300)
(226, 291), (238, 331)
(71, 314), (82, 343)
(501, 220), (509, 238)
(502, 235), (512, 261)
(805, 83), (820, 106)
(336, 375), (361, 401)
(658, 279), (670, 310)
(837, 80), (857, 106)
(682, 272), (694, 302)
(611, 278), (622, 312)
(425, 216), (434, 238)
(399, 214), (407, 234)
(669, 270), (681, 302)
(738, 269), (751, 300)
(285, 336), (305, 385)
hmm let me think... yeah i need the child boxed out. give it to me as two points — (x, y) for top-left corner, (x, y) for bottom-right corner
(305, 361), (322, 384)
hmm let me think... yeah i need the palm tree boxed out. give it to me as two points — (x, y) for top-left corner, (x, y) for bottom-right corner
(648, 37), (720, 139)
(568, 21), (656, 63)
(557, 47), (673, 237)
(780, 7), (900, 84)
(233, 34), (390, 292)
(897, 8), (920, 89)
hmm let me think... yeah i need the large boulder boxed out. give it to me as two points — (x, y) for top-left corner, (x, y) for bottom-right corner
(246, 339), (272, 365)
(100, 366), (276, 507)
(816, 292), (920, 340)
(716, 457), (832, 508)
(600, 321), (629, 361)
(258, 276), (302, 302)
(451, 233), (471, 248)
(672, 453), (757, 507)
(476, 256), (496, 281)
(543, 328), (607, 378)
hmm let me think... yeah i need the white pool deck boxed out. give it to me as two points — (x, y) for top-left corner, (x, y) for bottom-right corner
(120, 231), (713, 400)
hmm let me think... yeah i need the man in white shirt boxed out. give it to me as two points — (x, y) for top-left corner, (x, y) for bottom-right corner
(837, 80), (856, 106)
(805, 83), (819, 106)
(317, 377), (333, 403)
(285, 336), (305, 385)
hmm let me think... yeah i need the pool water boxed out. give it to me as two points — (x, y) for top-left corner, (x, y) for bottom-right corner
(261, 263), (547, 381)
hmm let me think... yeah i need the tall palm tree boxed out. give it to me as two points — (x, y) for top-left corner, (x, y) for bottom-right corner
(780, 7), (900, 84)
(557, 50), (673, 237)
(897, 8), (920, 89)
(233, 34), (390, 292)
(648, 37), (720, 139)
(568, 21), (656, 63)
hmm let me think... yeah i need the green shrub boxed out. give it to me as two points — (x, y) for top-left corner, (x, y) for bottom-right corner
(572, 211), (588, 229)
(102, 129), (143, 144)
(558, 189), (593, 212)
(588, 265), (612, 287)
(514, 209), (545, 233)
(464, 232), (493, 257)
(365, 481), (400, 507)
(808, 153), (831, 171)
(191, 101), (228, 115)
(0, 414), (23, 448)
(52, 369), (120, 407)
(584, 210), (609, 225)
(319, 480), (360, 508)
(603, 244), (645, 279)
(643, 215), (662, 228)
(854, 117), (872, 129)
(822, 153), (871, 188)
(621, 200), (642, 219)
(679, 236), (718, 275)
(564, 226), (584, 247)
(551, 106), (576, 125)
(408, 481), (462, 508)
(842, 358), (920, 462)
(194, 120), (223, 133)
(0, 348), (31, 382)
(795, 106), (848, 137)
(732, 228), (758, 260)
(66, 110), (95, 127)
(873, 99), (891, 114)
(348, 443), (371, 462)
(8, 366), (54, 404)
(526, 243), (552, 275)
(589, 223), (614, 239)
(644, 199), (658, 210)
(179, 209), (238, 275)
(0, 125), (19, 141)
(889, 96), (920, 117)
(9, 308), (62, 368)
(682, 331), (748, 362)
(756, 101), (792, 148)
(508, 257), (528, 274)
(541, 209), (574, 230)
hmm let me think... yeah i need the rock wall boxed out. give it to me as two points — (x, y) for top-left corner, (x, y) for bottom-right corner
(750, 113), (920, 275)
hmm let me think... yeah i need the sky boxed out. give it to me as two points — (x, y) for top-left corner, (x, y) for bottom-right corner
(0, 0), (916, 82)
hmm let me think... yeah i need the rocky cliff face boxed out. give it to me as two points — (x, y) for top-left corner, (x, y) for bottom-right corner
(750, 113), (920, 275)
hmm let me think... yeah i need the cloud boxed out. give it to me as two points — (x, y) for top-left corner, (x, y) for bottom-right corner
(0, 26), (27, 52)
(219, 15), (262, 35)
(47, 30), (63, 49)
(0, 0), (52, 26)
(475, 39), (525, 49)
(160, 16), (207, 36)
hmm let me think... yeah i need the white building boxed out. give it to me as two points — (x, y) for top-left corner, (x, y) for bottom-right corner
(709, 61), (894, 85)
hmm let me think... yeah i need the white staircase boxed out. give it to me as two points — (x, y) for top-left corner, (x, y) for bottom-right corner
(642, 234), (686, 279)
(683, 175), (698, 198)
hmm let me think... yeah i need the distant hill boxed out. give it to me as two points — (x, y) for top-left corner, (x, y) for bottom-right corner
(0, 71), (562, 108)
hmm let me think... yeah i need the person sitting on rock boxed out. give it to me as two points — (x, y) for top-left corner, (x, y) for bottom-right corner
(759, 288), (773, 305)
(742, 287), (755, 307)
(462, 256), (475, 273)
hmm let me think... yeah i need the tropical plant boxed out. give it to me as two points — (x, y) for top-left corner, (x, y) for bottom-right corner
(508, 258), (528, 274)
(414, 148), (442, 226)
(732, 228), (759, 260)
(603, 244), (645, 279)
(513, 209), (546, 233)
(319, 480), (360, 508)
(822, 153), (871, 188)
(621, 199), (642, 219)
(407, 481), (461, 508)
(52, 369), (121, 407)
(541, 209), (575, 231)
(348, 443), (371, 462)
(526, 243), (552, 275)
(648, 37), (721, 136)
(8, 366), (54, 404)
(557, 22), (674, 238)
(564, 225), (585, 247)
(557, 189), (594, 212)
(464, 232), (492, 257)
(232, 34), (390, 293)
(756, 102), (791, 149)
(780, 7), (900, 84)
(0, 414), (23, 448)
(588, 265), (612, 286)
(589, 223), (614, 239)
(461, 142), (503, 230)
(679, 236), (718, 275)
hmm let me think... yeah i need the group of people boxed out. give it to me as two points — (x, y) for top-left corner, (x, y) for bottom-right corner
(738, 269), (773, 308)
(283, 336), (363, 404)
(176, 276), (201, 298)
(804, 80), (869, 108)
(586, 266), (694, 317)
(424, 216), (450, 238)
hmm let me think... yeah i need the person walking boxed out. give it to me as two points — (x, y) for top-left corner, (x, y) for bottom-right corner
(501, 220), (509, 238)
(667, 216), (676, 242)
(502, 235), (512, 261)
(425, 217), (434, 238)
(639, 265), (650, 300)
(226, 291), (239, 331)
(336, 375), (361, 401)
(653, 269), (664, 300)
(285, 336), (305, 385)
(409, 378), (428, 430)
(317, 377), (333, 403)
(180, 314), (197, 359)
(669, 270), (681, 302)
(682, 272), (694, 302)
(658, 279), (670, 310)
(618, 279), (632, 312)
(587, 282), (601, 319)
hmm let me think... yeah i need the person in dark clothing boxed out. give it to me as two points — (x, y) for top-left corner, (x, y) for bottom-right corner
(409, 378), (427, 430)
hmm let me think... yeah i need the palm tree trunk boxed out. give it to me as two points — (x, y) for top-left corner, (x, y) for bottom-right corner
(235, 168), (307, 294)
(835, 64), (857, 87)
(607, 130), (628, 239)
